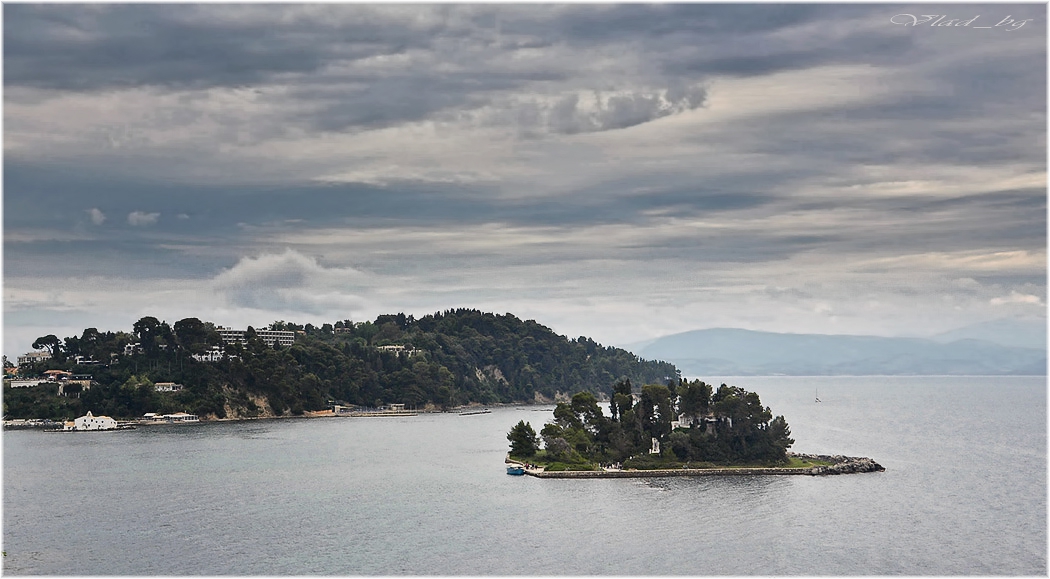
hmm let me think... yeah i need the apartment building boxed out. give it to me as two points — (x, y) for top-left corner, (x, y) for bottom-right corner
(217, 327), (295, 347)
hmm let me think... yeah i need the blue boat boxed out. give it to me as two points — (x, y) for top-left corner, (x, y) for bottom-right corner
(506, 465), (525, 476)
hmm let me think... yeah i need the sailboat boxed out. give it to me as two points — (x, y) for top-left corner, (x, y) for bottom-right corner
(815, 388), (821, 403)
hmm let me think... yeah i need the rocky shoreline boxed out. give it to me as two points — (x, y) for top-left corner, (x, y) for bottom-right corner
(791, 453), (885, 475)
(510, 452), (884, 478)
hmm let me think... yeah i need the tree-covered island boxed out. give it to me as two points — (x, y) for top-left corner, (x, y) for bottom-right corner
(508, 379), (817, 471)
(4, 309), (678, 421)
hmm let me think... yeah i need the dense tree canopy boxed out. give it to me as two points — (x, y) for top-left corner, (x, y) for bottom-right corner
(7, 309), (678, 421)
(511, 378), (795, 468)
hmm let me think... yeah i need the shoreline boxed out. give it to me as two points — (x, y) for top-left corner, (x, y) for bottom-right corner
(4, 402), (556, 428)
(508, 453), (884, 478)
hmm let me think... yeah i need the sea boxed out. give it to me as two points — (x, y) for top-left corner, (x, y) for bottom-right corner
(3, 376), (1045, 575)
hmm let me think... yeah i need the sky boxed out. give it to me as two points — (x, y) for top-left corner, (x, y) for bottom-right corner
(3, 3), (1047, 357)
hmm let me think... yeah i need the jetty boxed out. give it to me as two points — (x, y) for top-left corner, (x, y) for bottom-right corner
(3, 418), (64, 430)
(349, 403), (418, 417)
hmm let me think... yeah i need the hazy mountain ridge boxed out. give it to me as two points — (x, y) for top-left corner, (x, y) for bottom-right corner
(930, 318), (1046, 350)
(627, 322), (1046, 377)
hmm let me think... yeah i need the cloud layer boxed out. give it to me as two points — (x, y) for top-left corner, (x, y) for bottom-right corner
(211, 249), (370, 314)
(3, 4), (1045, 355)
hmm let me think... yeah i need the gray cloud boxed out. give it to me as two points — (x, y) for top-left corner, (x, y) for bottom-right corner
(2, 4), (927, 134)
(211, 249), (369, 314)
(3, 4), (1045, 355)
(544, 84), (708, 134)
(4, 155), (1044, 286)
(87, 208), (106, 225)
(3, 5), (430, 92)
(127, 211), (160, 226)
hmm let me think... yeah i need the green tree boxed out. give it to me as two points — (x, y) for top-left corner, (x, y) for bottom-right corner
(32, 334), (62, 358)
(507, 420), (539, 457)
(544, 436), (573, 460)
(553, 401), (582, 430)
(174, 318), (212, 354)
(243, 327), (269, 356)
(79, 328), (102, 360)
(766, 415), (795, 459)
(373, 322), (401, 344)
(638, 383), (673, 442)
(133, 317), (164, 356)
(677, 379), (712, 425)
(570, 391), (603, 430)
(539, 423), (571, 459)
(610, 378), (633, 421)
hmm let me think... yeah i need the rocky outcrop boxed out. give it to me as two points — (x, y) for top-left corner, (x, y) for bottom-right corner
(790, 453), (885, 475)
(475, 366), (510, 389)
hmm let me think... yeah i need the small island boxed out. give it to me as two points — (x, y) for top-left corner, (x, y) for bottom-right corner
(506, 379), (883, 477)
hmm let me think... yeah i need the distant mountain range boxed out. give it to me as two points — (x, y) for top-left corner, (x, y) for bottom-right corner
(625, 318), (1046, 377)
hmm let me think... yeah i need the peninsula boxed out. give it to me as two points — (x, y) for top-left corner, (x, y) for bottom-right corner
(4, 310), (677, 422)
(506, 381), (884, 477)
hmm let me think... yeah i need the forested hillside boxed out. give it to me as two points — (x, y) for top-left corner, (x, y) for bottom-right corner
(4, 309), (679, 420)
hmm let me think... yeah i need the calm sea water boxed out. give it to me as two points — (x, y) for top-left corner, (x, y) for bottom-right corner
(3, 376), (1045, 575)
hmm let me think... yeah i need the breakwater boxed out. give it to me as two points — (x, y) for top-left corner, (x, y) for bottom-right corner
(510, 453), (884, 478)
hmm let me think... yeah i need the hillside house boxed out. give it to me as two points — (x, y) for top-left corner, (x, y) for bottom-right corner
(191, 346), (225, 362)
(154, 382), (184, 392)
(18, 351), (51, 367)
(58, 376), (94, 397)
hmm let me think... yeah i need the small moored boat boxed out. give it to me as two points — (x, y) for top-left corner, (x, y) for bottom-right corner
(506, 465), (525, 476)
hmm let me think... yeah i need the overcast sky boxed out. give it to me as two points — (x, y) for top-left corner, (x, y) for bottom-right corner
(3, 3), (1046, 356)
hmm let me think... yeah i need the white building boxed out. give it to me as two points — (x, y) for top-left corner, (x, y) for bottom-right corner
(73, 355), (102, 366)
(650, 437), (661, 454)
(17, 351), (51, 366)
(163, 412), (199, 422)
(217, 327), (295, 347)
(143, 412), (199, 423)
(6, 379), (44, 388)
(377, 345), (422, 356)
(191, 345), (225, 362)
(71, 411), (118, 431)
(154, 382), (184, 392)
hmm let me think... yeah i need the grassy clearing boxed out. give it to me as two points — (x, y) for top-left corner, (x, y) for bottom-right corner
(783, 456), (835, 468)
(509, 450), (600, 471)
